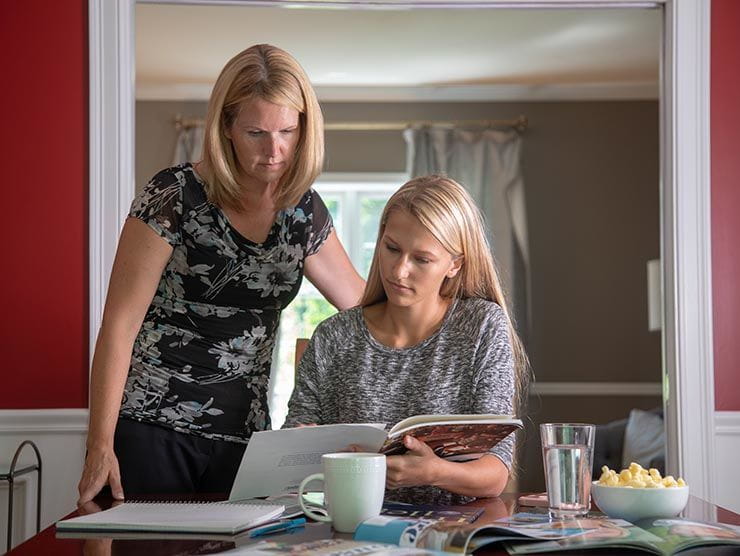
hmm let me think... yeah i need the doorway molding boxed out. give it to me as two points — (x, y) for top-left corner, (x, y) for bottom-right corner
(88, 0), (715, 502)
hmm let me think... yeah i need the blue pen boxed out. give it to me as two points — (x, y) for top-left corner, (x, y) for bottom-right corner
(248, 517), (307, 538)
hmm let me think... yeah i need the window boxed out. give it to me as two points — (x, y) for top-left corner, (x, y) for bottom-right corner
(270, 173), (406, 428)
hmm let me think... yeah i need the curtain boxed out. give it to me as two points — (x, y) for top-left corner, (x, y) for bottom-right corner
(172, 125), (205, 166)
(404, 126), (530, 337)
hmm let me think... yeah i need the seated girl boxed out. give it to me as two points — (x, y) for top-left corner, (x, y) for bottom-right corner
(284, 175), (528, 502)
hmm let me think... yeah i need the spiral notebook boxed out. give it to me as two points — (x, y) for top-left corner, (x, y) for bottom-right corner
(56, 501), (285, 535)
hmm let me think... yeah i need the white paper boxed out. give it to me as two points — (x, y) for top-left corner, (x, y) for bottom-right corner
(229, 424), (387, 500)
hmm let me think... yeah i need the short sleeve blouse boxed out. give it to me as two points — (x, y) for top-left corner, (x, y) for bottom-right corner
(119, 163), (332, 443)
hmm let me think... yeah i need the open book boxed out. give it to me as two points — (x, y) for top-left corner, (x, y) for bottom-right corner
(55, 501), (284, 535)
(230, 414), (521, 500)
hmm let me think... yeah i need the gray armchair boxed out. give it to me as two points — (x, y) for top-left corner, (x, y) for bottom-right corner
(592, 407), (665, 477)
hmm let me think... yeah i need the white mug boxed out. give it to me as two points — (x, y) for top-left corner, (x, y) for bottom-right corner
(298, 452), (386, 533)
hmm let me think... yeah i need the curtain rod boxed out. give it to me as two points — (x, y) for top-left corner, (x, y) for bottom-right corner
(325, 115), (527, 131)
(174, 114), (203, 131)
(174, 114), (528, 132)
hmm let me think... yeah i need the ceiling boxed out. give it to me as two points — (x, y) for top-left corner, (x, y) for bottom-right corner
(135, 3), (661, 102)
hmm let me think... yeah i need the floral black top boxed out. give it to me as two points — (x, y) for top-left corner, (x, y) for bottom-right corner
(119, 163), (332, 443)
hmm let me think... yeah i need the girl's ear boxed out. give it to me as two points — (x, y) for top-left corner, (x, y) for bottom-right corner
(447, 256), (463, 278)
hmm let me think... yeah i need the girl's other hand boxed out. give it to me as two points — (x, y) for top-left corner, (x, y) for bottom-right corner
(385, 435), (440, 489)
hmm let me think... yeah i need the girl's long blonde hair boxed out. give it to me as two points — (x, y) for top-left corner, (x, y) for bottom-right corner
(361, 175), (530, 416)
(199, 44), (324, 211)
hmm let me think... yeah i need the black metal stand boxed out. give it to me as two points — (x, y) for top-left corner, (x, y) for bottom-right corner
(1, 441), (42, 553)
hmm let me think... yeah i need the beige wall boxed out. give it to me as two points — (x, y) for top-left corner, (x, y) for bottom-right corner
(136, 100), (208, 189)
(136, 99), (661, 490)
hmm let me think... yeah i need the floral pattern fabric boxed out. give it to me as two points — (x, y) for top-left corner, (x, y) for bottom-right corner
(120, 163), (332, 443)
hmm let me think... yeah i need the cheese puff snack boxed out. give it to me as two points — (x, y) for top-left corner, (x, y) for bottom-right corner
(597, 462), (687, 488)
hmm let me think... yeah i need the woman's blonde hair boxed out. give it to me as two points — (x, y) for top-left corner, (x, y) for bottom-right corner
(199, 44), (324, 211)
(361, 175), (530, 415)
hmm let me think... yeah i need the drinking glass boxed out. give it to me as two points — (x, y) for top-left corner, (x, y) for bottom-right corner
(540, 423), (595, 519)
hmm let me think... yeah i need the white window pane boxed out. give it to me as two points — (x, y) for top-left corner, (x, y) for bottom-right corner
(361, 246), (375, 277)
(323, 195), (342, 244)
(271, 292), (337, 429)
(271, 175), (403, 428)
(360, 197), (387, 244)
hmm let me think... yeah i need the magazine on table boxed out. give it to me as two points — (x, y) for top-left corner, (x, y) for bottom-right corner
(351, 512), (600, 554)
(506, 515), (740, 555)
(380, 501), (483, 524)
(222, 537), (445, 555)
(237, 495), (482, 524)
(230, 414), (522, 499)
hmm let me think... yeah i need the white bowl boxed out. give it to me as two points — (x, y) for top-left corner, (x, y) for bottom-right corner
(591, 482), (689, 523)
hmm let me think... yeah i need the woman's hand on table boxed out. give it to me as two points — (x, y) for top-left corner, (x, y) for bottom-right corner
(77, 446), (124, 505)
(83, 538), (112, 556)
(386, 436), (440, 489)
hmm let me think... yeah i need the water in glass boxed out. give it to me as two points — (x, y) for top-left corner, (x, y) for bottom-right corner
(543, 443), (593, 518)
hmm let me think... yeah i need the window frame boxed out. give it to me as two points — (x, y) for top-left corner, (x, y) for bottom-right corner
(313, 172), (408, 279)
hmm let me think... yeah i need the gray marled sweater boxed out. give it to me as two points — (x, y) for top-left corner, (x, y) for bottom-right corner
(284, 297), (516, 502)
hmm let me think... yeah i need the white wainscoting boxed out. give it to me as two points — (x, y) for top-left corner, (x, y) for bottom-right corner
(0, 405), (735, 551)
(714, 411), (740, 514)
(0, 410), (87, 552)
(0, 476), (31, 554)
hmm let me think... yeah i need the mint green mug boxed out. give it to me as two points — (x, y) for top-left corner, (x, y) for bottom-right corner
(298, 452), (386, 533)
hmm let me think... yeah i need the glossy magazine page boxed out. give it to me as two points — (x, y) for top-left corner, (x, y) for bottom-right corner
(505, 515), (740, 555)
(381, 421), (522, 459)
(354, 512), (597, 554)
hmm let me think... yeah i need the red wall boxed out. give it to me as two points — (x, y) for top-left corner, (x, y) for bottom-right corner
(0, 1), (88, 408)
(711, 0), (740, 411)
(0, 1), (736, 412)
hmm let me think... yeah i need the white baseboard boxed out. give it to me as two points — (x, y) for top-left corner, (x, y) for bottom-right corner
(0, 409), (88, 551)
(713, 411), (740, 514)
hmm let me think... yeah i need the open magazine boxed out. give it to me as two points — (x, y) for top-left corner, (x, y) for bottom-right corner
(237, 495), (482, 524)
(216, 513), (740, 555)
(230, 415), (521, 499)
(506, 515), (740, 555)
(352, 512), (599, 554)
(242, 513), (740, 555)
(381, 502), (483, 524)
(223, 513), (591, 556)
(223, 538), (443, 555)
(378, 414), (522, 458)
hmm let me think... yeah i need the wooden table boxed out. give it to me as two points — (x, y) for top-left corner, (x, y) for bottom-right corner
(7, 493), (740, 555)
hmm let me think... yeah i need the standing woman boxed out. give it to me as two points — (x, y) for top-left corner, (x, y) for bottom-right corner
(286, 175), (529, 502)
(78, 44), (364, 503)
